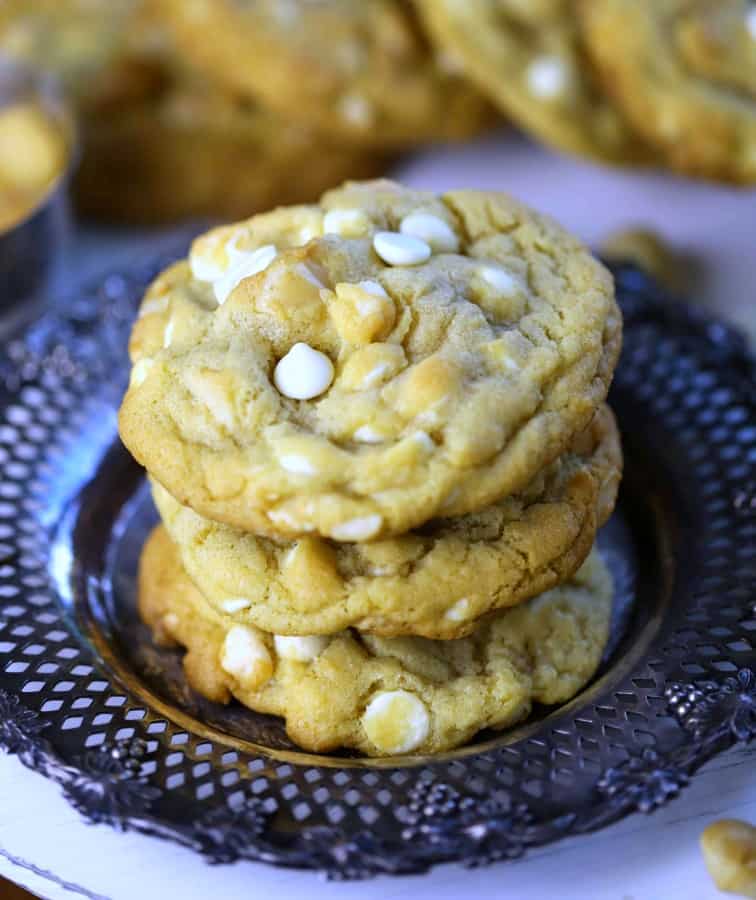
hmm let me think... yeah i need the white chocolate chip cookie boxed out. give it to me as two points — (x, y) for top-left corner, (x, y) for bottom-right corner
(155, 0), (493, 147)
(139, 526), (614, 757)
(151, 405), (621, 639)
(119, 181), (622, 542)
(413, 0), (652, 164)
(578, 0), (756, 183)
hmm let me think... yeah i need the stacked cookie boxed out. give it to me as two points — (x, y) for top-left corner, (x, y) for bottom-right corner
(119, 181), (624, 756)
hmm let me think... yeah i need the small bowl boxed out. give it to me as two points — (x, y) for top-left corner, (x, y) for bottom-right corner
(0, 57), (75, 325)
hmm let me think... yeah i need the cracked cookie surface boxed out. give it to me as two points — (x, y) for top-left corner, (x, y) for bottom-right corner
(578, 0), (756, 182)
(139, 526), (613, 756)
(413, 0), (651, 164)
(151, 404), (620, 639)
(156, 0), (492, 147)
(119, 181), (621, 542)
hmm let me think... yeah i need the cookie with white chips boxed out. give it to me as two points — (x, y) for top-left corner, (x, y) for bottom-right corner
(155, 0), (493, 147)
(413, 0), (652, 165)
(151, 404), (621, 639)
(75, 73), (387, 225)
(119, 180), (621, 541)
(579, 0), (756, 182)
(139, 526), (614, 756)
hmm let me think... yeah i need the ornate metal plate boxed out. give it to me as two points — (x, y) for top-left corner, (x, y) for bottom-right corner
(0, 255), (754, 878)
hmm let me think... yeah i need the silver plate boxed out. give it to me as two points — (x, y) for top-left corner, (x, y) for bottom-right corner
(0, 256), (754, 878)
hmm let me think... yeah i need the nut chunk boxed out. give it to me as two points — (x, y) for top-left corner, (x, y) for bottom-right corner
(701, 819), (756, 898)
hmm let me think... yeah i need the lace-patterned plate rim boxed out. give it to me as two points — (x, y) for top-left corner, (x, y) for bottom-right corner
(76, 495), (667, 771)
(0, 254), (753, 878)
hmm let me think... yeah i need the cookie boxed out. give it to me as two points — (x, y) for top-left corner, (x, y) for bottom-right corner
(151, 404), (620, 639)
(0, 0), (135, 97)
(139, 526), (614, 756)
(578, 0), (756, 183)
(75, 76), (387, 224)
(155, 0), (493, 147)
(128, 260), (216, 364)
(0, 1), (383, 223)
(413, 0), (651, 164)
(119, 180), (621, 541)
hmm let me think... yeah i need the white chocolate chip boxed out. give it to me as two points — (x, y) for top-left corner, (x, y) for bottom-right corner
(436, 48), (466, 75)
(129, 358), (154, 388)
(356, 297), (382, 317)
(334, 39), (365, 73)
(330, 514), (383, 542)
(274, 343), (334, 400)
(416, 409), (443, 429)
(220, 625), (273, 689)
(221, 598), (252, 614)
(362, 690), (430, 755)
(279, 454), (317, 476)
(411, 430), (435, 453)
(323, 208), (371, 237)
(138, 296), (169, 318)
(271, 0), (297, 26)
(224, 233), (246, 261)
(400, 212), (459, 253)
(353, 425), (385, 444)
(338, 92), (374, 127)
(294, 263), (326, 289)
(267, 508), (312, 532)
(527, 56), (569, 99)
(163, 318), (175, 349)
(273, 634), (330, 662)
(189, 249), (226, 283)
(358, 279), (389, 298)
(161, 612), (179, 633)
(361, 362), (394, 389)
(480, 265), (520, 297)
(213, 244), (278, 305)
(373, 231), (432, 267)
(296, 222), (322, 245)
(444, 597), (472, 622)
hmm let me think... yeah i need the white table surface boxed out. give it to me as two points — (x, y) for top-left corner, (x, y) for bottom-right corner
(1, 134), (754, 900)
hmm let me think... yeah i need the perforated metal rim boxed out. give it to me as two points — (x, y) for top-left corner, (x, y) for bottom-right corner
(0, 257), (754, 878)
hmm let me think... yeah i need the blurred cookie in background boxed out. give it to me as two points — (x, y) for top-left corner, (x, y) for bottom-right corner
(155, 0), (496, 147)
(413, 0), (651, 165)
(0, 0), (138, 99)
(75, 76), (387, 224)
(0, 0), (388, 223)
(578, 0), (756, 183)
(600, 226), (704, 296)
